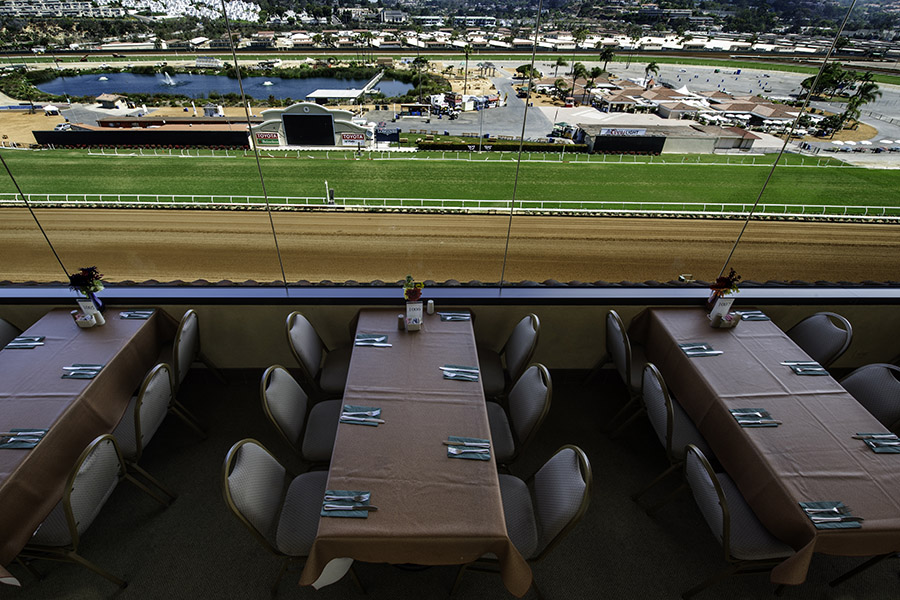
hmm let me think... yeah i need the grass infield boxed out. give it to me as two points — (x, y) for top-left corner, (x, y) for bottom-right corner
(0, 150), (896, 209)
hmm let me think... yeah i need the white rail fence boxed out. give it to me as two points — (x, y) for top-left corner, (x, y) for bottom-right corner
(1, 193), (898, 221)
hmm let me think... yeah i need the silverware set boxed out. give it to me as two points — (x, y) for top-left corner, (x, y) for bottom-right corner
(119, 310), (154, 320)
(4, 336), (44, 350)
(355, 334), (391, 347)
(441, 365), (479, 381)
(734, 310), (770, 321)
(680, 343), (723, 357)
(438, 312), (471, 321)
(1, 430), (47, 445)
(340, 406), (384, 425)
(62, 363), (104, 378)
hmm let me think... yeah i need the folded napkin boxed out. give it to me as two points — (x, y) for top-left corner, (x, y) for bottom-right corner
(0, 428), (48, 450)
(438, 312), (471, 321)
(442, 365), (479, 381)
(679, 343), (723, 357)
(339, 405), (382, 426)
(447, 436), (491, 461)
(354, 333), (390, 347)
(61, 363), (104, 380)
(4, 336), (44, 349)
(800, 501), (862, 529)
(120, 309), (154, 320)
(321, 490), (372, 518)
(857, 433), (900, 454)
(730, 408), (780, 427)
(734, 310), (771, 321)
(790, 364), (828, 376)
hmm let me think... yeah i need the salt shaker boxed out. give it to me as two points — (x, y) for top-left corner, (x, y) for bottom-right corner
(397, 314), (405, 330)
(426, 299), (434, 315)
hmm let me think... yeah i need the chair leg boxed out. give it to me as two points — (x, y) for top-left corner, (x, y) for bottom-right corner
(349, 565), (366, 594)
(682, 564), (739, 599)
(198, 351), (228, 384)
(610, 406), (646, 439)
(271, 558), (291, 597)
(578, 355), (609, 391)
(829, 553), (896, 587)
(65, 550), (127, 588)
(646, 482), (687, 516)
(631, 462), (682, 503)
(123, 472), (173, 508)
(169, 402), (208, 440)
(127, 462), (177, 502)
(450, 564), (468, 596)
(15, 557), (43, 581)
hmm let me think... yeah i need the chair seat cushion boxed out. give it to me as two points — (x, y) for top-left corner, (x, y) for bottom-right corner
(320, 345), (352, 396)
(718, 473), (793, 561)
(477, 344), (505, 399)
(276, 470), (329, 557)
(486, 402), (516, 463)
(111, 394), (140, 459)
(302, 400), (342, 463)
(498, 474), (538, 560)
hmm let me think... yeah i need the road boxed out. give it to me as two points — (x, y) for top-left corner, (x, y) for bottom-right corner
(2, 209), (897, 284)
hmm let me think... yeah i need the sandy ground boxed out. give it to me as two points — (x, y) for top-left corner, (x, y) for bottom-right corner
(1, 209), (896, 284)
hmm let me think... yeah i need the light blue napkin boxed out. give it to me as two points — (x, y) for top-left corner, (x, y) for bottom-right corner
(0, 428), (48, 450)
(447, 435), (491, 461)
(799, 501), (862, 529)
(321, 489), (372, 518)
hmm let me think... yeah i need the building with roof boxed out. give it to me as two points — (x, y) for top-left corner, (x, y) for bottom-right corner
(248, 102), (374, 148)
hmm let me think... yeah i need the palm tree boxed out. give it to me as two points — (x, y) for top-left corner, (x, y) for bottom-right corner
(571, 62), (588, 104)
(644, 61), (659, 87)
(553, 57), (568, 77)
(851, 73), (881, 108)
(586, 66), (603, 104)
(597, 45), (615, 73)
(554, 78), (568, 100)
(463, 44), (471, 96)
(12, 75), (37, 113)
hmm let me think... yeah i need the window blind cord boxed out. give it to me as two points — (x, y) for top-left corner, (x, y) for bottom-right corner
(499, 0), (545, 295)
(0, 153), (68, 277)
(221, 0), (289, 295)
(717, 0), (858, 280)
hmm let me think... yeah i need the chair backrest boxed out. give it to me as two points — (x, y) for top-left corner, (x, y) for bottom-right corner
(172, 309), (200, 388)
(840, 363), (900, 430)
(285, 312), (325, 388)
(530, 445), (592, 560)
(643, 363), (674, 453)
(606, 310), (635, 390)
(0, 317), (22, 347)
(31, 435), (125, 549)
(684, 444), (730, 558)
(222, 439), (288, 556)
(124, 363), (174, 461)
(503, 314), (540, 383)
(506, 364), (552, 460)
(261, 365), (309, 453)
(786, 312), (852, 368)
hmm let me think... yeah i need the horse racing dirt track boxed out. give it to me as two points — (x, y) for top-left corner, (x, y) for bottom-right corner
(2, 209), (898, 284)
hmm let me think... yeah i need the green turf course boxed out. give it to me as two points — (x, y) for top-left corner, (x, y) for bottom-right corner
(0, 150), (896, 209)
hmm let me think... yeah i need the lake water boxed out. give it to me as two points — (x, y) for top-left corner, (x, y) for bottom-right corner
(36, 73), (413, 100)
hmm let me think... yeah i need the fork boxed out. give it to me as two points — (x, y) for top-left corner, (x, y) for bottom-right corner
(323, 504), (379, 512)
(448, 447), (490, 455)
(324, 493), (370, 502)
(342, 410), (381, 417)
(804, 506), (851, 514)
(731, 411), (766, 418)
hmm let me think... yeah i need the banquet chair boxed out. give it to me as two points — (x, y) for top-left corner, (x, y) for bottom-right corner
(601, 310), (649, 437)
(222, 439), (342, 595)
(286, 311), (352, 400)
(0, 317), (22, 347)
(452, 445), (592, 598)
(261, 365), (342, 464)
(19, 434), (167, 588)
(477, 313), (540, 401)
(487, 364), (552, 467)
(632, 364), (714, 513)
(839, 363), (900, 432)
(786, 312), (852, 368)
(111, 363), (179, 506)
(681, 445), (793, 599)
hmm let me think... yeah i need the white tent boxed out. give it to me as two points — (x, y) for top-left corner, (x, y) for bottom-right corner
(844, 140), (857, 146)
(859, 140), (872, 145)
(831, 140), (844, 145)
(42, 105), (59, 115)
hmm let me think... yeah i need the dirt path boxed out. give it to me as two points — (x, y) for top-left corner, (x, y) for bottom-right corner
(1, 209), (896, 284)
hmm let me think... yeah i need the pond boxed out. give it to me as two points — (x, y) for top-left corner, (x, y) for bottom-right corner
(35, 72), (414, 101)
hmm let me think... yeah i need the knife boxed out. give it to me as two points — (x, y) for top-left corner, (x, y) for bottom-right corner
(685, 350), (723, 356)
(323, 504), (378, 511)
(737, 419), (782, 425)
(339, 415), (385, 424)
(810, 515), (864, 522)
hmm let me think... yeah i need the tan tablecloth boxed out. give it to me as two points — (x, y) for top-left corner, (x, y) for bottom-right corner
(0, 308), (173, 578)
(632, 308), (900, 585)
(299, 309), (532, 596)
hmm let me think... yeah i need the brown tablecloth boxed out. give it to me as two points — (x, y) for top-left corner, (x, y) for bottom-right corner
(632, 308), (900, 585)
(299, 309), (532, 596)
(0, 308), (173, 579)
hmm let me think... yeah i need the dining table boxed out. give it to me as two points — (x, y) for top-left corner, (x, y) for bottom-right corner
(298, 308), (532, 597)
(631, 307), (900, 585)
(0, 307), (174, 584)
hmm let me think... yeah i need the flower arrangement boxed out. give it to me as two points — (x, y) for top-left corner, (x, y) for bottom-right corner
(403, 275), (423, 302)
(68, 266), (105, 296)
(709, 268), (741, 298)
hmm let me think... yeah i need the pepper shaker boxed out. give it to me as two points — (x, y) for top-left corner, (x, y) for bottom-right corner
(426, 299), (434, 315)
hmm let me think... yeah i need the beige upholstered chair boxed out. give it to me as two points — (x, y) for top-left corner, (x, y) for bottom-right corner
(452, 445), (592, 597)
(261, 365), (342, 464)
(603, 310), (649, 436)
(632, 364), (713, 512)
(222, 439), (331, 595)
(285, 311), (352, 400)
(786, 312), (852, 368)
(840, 363), (900, 432)
(681, 445), (793, 599)
(486, 364), (552, 466)
(477, 313), (540, 401)
(111, 363), (179, 505)
(19, 435), (167, 587)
